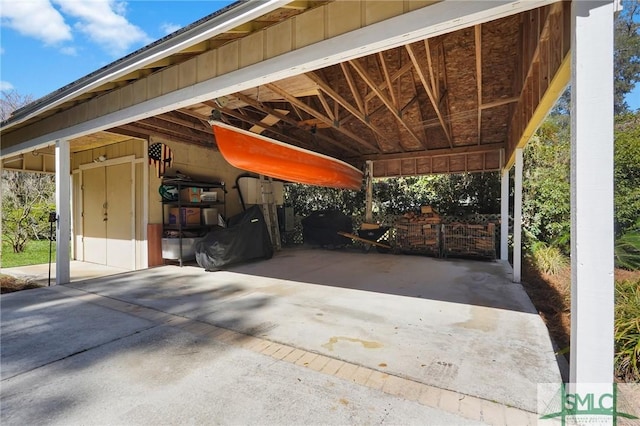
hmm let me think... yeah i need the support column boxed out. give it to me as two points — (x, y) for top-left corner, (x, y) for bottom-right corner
(513, 148), (523, 283)
(55, 140), (71, 285)
(500, 167), (509, 261)
(570, 0), (614, 389)
(364, 160), (373, 223)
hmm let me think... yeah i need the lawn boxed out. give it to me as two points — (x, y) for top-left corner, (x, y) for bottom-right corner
(2, 239), (56, 268)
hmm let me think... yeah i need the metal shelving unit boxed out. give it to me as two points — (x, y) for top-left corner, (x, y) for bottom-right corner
(161, 179), (226, 266)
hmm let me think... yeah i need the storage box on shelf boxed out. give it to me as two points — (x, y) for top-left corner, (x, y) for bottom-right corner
(160, 179), (226, 266)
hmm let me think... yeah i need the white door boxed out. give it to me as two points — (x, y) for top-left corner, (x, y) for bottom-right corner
(82, 162), (134, 269)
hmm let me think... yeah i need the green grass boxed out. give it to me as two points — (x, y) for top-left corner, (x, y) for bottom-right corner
(1, 240), (56, 268)
(530, 242), (568, 275)
(615, 278), (640, 382)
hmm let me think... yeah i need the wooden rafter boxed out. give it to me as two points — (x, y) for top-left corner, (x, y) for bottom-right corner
(116, 123), (209, 147)
(480, 96), (519, 110)
(424, 39), (438, 101)
(315, 91), (335, 121)
(405, 43), (452, 147)
(230, 91), (361, 156)
(306, 71), (387, 150)
(215, 106), (341, 155)
(475, 24), (483, 145)
(265, 82), (379, 152)
(377, 52), (398, 109)
(405, 71), (429, 144)
(348, 59), (426, 149)
(363, 61), (413, 103)
(139, 116), (211, 141)
(339, 63), (365, 115)
(156, 112), (209, 132)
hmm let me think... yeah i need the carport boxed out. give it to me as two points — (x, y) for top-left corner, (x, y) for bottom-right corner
(1, 0), (615, 402)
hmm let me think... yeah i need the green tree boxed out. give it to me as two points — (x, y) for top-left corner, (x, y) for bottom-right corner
(284, 184), (365, 217)
(522, 116), (571, 252)
(614, 0), (640, 114)
(614, 112), (640, 234)
(1, 90), (55, 255)
(2, 171), (56, 253)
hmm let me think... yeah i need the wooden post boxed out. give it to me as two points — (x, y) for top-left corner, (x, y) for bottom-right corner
(570, 0), (615, 393)
(513, 148), (523, 283)
(500, 167), (509, 261)
(365, 160), (373, 223)
(55, 139), (71, 285)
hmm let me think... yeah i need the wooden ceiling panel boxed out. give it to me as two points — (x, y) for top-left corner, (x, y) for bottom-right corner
(481, 15), (520, 104)
(439, 28), (478, 147)
(481, 104), (511, 144)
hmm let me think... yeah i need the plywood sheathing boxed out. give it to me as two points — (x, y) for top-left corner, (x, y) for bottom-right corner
(507, 2), (570, 162)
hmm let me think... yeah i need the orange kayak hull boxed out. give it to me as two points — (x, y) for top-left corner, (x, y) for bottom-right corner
(211, 121), (363, 190)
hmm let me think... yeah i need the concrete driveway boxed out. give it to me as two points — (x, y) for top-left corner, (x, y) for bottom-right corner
(1, 248), (560, 425)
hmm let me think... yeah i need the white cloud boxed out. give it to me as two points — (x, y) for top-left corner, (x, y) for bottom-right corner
(161, 22), (182, 36)
(0, 0), (72, 45)
(0, 81), (15, 91)
(60, 46), (78, 56)
(54, 0), (152, 56)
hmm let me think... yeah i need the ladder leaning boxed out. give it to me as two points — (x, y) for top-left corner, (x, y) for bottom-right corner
(259, 175), (281, 251)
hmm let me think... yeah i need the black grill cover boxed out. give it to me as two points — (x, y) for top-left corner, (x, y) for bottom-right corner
(195, 205), (273, 270)
(302, 210), (352, 247)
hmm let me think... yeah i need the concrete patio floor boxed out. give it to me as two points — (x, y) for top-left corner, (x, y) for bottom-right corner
(1, 248), (564, 424)
(1, 260), (129, 286)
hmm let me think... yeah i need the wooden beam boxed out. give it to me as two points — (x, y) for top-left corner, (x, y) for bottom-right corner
(306, 71), (388, 148)
(405, 43), (452, 146)
(358, 142), (504, 161)
(156, 112), (209, 132)
(265, 82), (379, 152)
(217, 107), (325, 152)
(480, 96), (519, 110)
(178, 40), (209, 54)
(378, 52), (398, 109)
(348, 59), (426, 149)
(138, 117), (212, 141)
(315, 91), (335, 121)
(424, 39), (438, 101)
(506, 2), (569, 168)
(339, 63), (365, 115)
(281, 1), (309, 10)
(113, 124), (210, 147)
(229, 92), (361, 156)
(475, 24), (483, 145)
(363, 61), (414, 103)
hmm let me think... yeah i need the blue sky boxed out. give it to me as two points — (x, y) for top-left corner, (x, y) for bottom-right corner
(0, 0), (638, 110)
(0, 0), (234, 99)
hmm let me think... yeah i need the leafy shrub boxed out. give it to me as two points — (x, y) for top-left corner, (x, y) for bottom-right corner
(615, 229), (640, 271)
(530, 242), (568, 275)
(615, 278), (640, 382)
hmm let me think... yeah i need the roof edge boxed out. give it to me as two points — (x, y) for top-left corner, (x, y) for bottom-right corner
(1, 0), (289, 131)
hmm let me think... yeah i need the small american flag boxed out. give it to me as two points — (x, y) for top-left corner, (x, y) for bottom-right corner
(148, 143), (173, 177)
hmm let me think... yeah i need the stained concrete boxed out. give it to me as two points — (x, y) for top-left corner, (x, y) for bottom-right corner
(1, 248), (563, 423)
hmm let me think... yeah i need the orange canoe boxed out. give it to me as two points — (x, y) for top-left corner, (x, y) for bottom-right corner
(211, 121), (363, 190)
